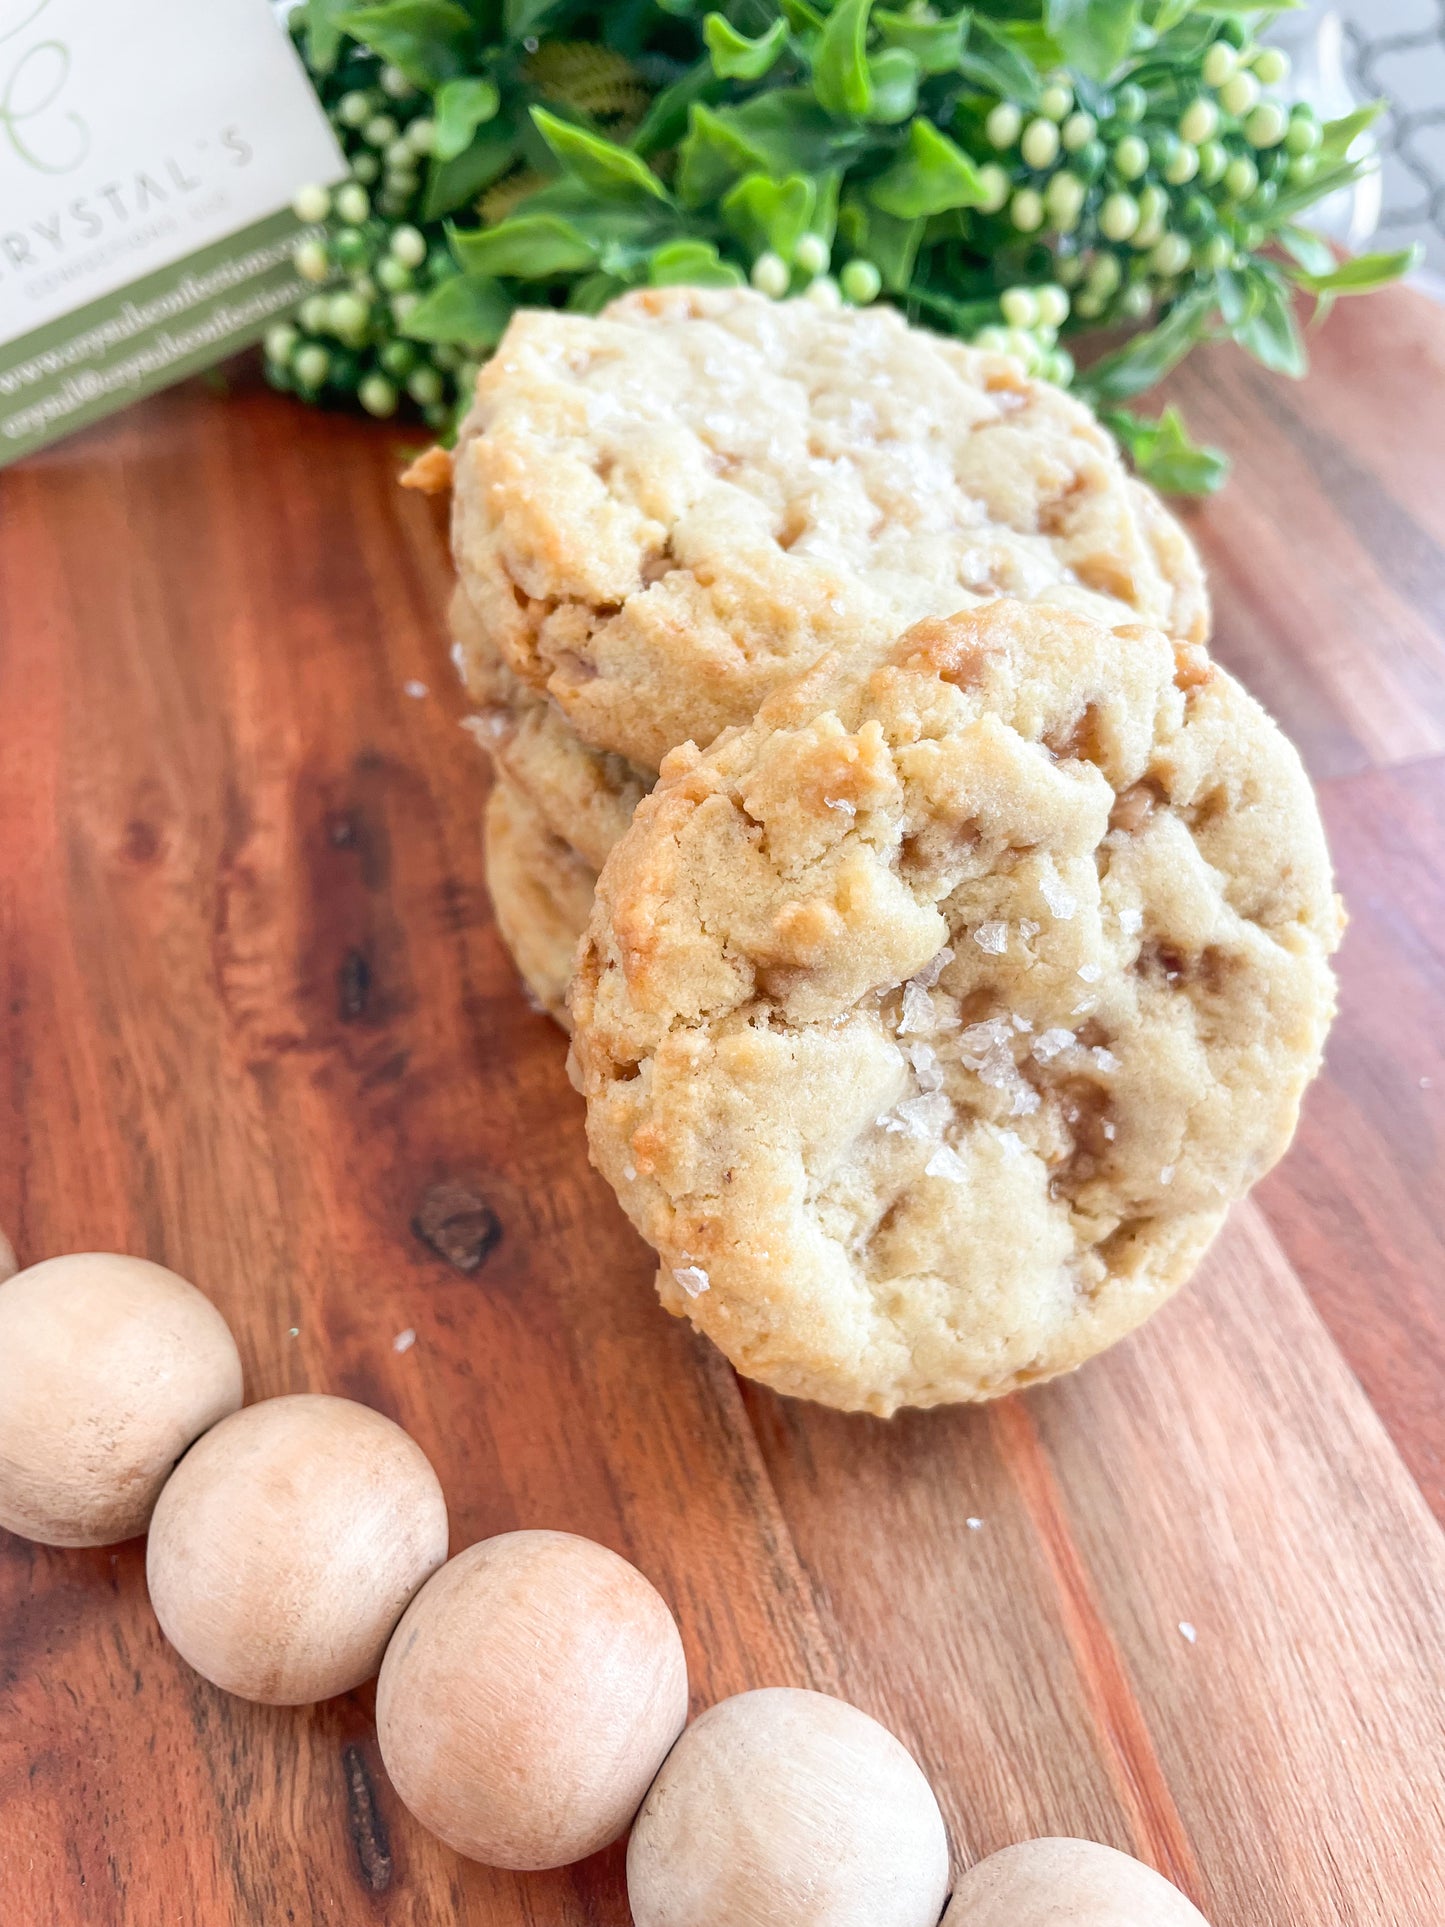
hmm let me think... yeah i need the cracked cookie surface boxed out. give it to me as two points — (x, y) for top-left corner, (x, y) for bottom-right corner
(453, 287), (1209, 775)
(570, 602), (1341, 1414)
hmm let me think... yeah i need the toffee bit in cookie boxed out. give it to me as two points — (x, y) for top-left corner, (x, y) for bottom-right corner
(973, 920), (1009, 954)
(673, 1265), (710, 1298)
(400, 443), (452, 494)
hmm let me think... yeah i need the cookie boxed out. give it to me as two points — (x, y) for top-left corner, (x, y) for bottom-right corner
(570, 601), (1341, 1415)
(452, 584), (649, 876)
(484, 779), (596, 1027)
(452, 287), (1209, 775)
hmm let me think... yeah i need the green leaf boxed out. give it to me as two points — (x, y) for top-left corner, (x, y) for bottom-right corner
(299, 0), (352, 69)
(813, 0), (874, 119)
(1146, 0), (1195, 33)
(1006, 21), (1068, 69)
(874, 7), (967, 74)
(530, 107), (670, 203)
(780, 0), (825, 31)
(703, 12), (789, 80)
(503, 0), (557, 38)
(905, 285), (1004, 335)
(840, 193), (922, 290)
(1232, 271), (1306, 376)
(1276, 224), (1336, 277)
(1079, 287), (1215, 401)
(433, 77), (500, 162)
(1212, 266), (1256, 329)
(955, 18), (1039, 103)
(1193, 0), (1301, 12)
(423, 121), (517, 220)
(1292, 244), (1420, 296)
(866, 48), (920, 124)
(678, 102), (766, 204)
(334, 0), (476, 84)
(648, 238), (746, 287)
(502, 181), (679, 273)
(868, 118), (985, 219)
(451, 212), (599, 277)
(401, 272), (514, 345)
(1269, 152), (1371, 222)
(1319, 99), (1383, 159)
(632, 60), (721, 157)
(724, 90), (870, 173)
(722, 172), (816, 257)
(568, 271), (633, 315)
(1103, 404), (1230, 495)
(1044, 0), (1138, 80)
(679, 91), (864, 203)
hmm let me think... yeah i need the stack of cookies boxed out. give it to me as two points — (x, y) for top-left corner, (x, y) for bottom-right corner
(441, 287), (1340, 1414)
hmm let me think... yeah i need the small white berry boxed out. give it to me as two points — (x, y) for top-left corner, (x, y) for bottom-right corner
(794, 232), (831, 276)
(1020, 118), (1060, 170)
(293, 239), (330, 283)
(291, 182), (331, 224)
(986, 101), (1022, 148)
(750, 251), (790, 298)
(1220, 71), (1260, 118)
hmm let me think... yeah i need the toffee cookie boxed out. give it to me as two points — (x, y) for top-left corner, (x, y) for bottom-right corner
(452, 287), (1210, 775)
(570, 602), (1341, 1414)
(484, 779), (596, 1027)
(452, 584), (650, 876)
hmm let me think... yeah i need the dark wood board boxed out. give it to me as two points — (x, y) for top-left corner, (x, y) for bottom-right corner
(2, 286), (1443, 1925)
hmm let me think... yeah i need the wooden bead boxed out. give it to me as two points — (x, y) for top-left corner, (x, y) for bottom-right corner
(942, 1838), (1211, 1924)
(376, 1530), (688, 1869)
(627, 1687), (949, 1927)
(146, 1394), (447, 1703)
(0, 1253), (242, 1547)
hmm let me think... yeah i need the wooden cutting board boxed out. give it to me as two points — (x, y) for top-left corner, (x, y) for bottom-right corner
(2, 289), (1444, 1925)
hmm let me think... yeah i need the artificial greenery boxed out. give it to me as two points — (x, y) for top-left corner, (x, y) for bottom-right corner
(268, 0), (1418, 493)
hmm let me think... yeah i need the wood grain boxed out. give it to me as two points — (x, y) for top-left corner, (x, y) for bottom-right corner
(2, 290), (1445, 1926)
